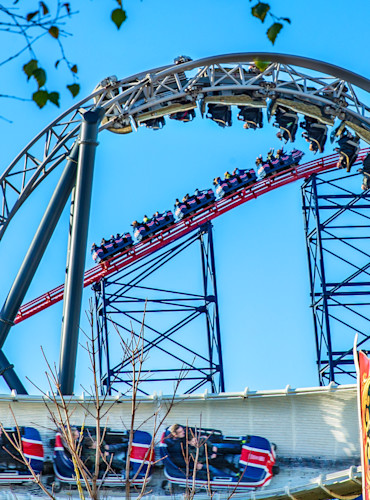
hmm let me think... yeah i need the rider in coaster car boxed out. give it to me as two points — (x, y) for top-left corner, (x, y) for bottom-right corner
(274, 106), (298, 143)
(143, 117), (165, 130)
(182, 194), (191, 208)
(142, 215), (151, 230)
(169, 110), (195, 122)
(334, 127), (360, 172)
(276, 148), (285, 162)
(81, 435), (108, 471)
(358, 152), (370, 190)
(266, 148), (275, 166)
(165, 424), (187, 471)
(152, 211), (160, 225)
(237, 106), (263, 130)
(232, 168), (242, 181)
(188, 434), (240, 477)
(255, 155), (263, 167)
(100, 238), (108, 253)
(166, 425), (238, 479)
(206, 104), (232, 128)
(300, 116), (327, 154)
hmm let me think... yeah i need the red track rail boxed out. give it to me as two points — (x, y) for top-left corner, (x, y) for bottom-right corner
(14, 150), (369, 324)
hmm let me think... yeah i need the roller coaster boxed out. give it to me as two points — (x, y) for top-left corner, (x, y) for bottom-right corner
(0, 52), (369, 499)
(11, 147), (367, 325)
(1, 53), (370, 397)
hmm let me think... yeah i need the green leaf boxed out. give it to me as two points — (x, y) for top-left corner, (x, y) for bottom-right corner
(32, 90), (48, 108)
(281, 17), (291, 24)
(39, 1), (49, 15)
(253, 59), (270, 72)
(23, 59), (38, 80)
(26, 10), (38, 21)
(48, 91), (60, 107)
(33, 67), (47, 88)
(48, 26), (59, 38)
(70, 64), (78, 74)
(111, 8), (127, 29)
(67, 83), (80, 97)
(267, 22), (283, 44)
(251, 2), (270, 23)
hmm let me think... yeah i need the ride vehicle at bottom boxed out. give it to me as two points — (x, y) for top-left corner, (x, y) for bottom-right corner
(0, 427), (44, 483)
(257, 149), (304, 179)
(92, 233), (133, 263)
(53, 428), (153, 490)
(175, 189), (215, 219)
(133, 211), (174, 241)
(215, 169), (257, 198)
(159, 426), (277, 490)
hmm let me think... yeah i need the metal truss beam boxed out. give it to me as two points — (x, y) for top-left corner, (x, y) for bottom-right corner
(2, 54), (370, 244)
(302, 167), (370, 384)
(94, 222), (225, 395)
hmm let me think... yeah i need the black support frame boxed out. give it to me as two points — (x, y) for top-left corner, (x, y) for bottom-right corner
(93, 222), (225, 395)
(302, 169), (370, 384)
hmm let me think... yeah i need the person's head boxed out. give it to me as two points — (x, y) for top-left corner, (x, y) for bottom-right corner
(189, 435), (198, 447)
(169, 424), (185, 439)
(276, 132), (283, 141)
(362, 183), (367, 191)
(69, 426), (80, 442)
(84, 436), (97, 449)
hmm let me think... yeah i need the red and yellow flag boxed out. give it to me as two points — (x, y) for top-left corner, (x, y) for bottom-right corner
(356, 349), (370, 500)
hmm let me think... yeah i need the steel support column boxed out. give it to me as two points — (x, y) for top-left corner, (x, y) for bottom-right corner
(0, 142), (80, 393)
(302, 169), (370, 384)
(200, 226), (225, 392)
(94, 223), (225, 395)
(59, 108), (104, 395)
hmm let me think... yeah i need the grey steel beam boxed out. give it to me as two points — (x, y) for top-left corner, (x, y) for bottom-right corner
(0, 142), (80, 393)
(59, 108), (105, 395)
(154, 53), (370, 93)
(0, 351), (25, 394)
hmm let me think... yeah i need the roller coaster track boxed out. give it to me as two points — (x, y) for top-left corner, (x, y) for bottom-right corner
(2, 52), (370, 394)
(14, 149), (369, 324)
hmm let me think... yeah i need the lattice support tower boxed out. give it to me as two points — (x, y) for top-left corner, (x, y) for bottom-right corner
(302, 168), (370, 384)
(93, 222), (225, 395)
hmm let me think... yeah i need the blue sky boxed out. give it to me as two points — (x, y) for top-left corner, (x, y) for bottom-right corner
(0, 0), (369, 395)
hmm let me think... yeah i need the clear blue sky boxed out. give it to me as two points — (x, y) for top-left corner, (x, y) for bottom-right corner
(0, 0), (369, 395)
